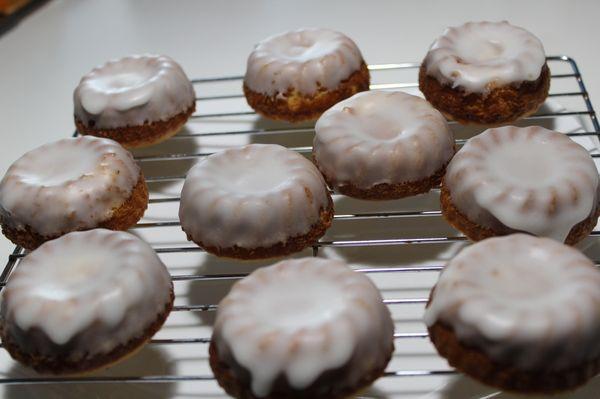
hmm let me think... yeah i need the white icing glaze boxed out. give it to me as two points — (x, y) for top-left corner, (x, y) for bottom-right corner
(213, 257), (394, 397)
(244, 28), (364, 96)
(179, 144), (330, 249)
(313, 91), (455, 189)
(0, 136), (140, 236)
(74, 54), (195, 129)
(0, 229), (172, 358)
(424, 21), (546, 93)
(444, 126), (599, 242)
(424, 234), (600, 371)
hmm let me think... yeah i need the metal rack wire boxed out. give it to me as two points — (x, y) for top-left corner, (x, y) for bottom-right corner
(0, 55), (598, 391)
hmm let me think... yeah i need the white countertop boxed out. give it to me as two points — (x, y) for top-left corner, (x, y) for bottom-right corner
(1, 2), (600, 398)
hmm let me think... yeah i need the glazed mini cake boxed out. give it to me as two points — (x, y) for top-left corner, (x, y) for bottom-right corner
(441, 126), (600, 245)
(74, 54), (196, 148)
(210, 257), (394, 399)
(179, 144), (333, 259)
(244, 28), (370, 122)
(419, 21), (549, 125)
(425, 234), (600, 393)
(0, 229), (174, 374)
(0, 136), (148, 250)
(313, 91), (455, 200)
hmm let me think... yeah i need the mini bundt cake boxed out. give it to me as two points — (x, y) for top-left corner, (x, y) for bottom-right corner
(0, 136), (148, 249)
(419, 21), (549, 125)
(0, 229), (174, 374)
(441, 126), (600, 245)
(313, 90), (455, 199)
(74, 54), (196, 148)
(244, 28), (370, 122)
(179, 144), (333, 259)
(425, 234), (600, 393)
(210, 257), (394, 399)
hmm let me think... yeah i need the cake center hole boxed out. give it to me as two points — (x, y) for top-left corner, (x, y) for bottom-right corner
(251, 278), (346, 331)
(222, 156), (291, 194)
(455, 37), (506, 64)
(364, 126), (402, 140)
(31, 250), (114, 301)
(109, 73), (148, 89)
(59, 259), (105, 286)
(491, 265), (556, 298)
(276, 34), (337, 61)
(479, 39), (505, 60)
(352, 110), (405, 141)
(19, 146), (100, 186)
(93, 64), (158, 93)
(488, 143), (558, 188)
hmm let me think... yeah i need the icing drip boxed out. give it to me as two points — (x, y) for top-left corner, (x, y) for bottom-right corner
(0, 229), (172, 358)
(179, 144), (330, 248)
(213, 257), (394, 397)
(425, 234), (600, 371)
(0, 136), (140, 236)
(314, 90), (455, 189)
(424, 21), (546, 93)
(244, 28), (364, 96)
(444, 126), (599, 242)
(74, 54), (195, 129)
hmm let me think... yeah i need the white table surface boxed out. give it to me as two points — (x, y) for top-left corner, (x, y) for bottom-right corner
(1, 2), (600, 398)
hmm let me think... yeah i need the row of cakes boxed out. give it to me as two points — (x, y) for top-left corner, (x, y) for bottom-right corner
(1, 23), (595, 254)
(0, 21), (599, 398)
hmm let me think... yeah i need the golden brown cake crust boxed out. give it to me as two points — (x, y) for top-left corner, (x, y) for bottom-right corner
(314, 152), (452, 200)
(427, 319), (600, 394)
(439, 183), (600, 246)
(0, 289), (174, 375)
(243, 62), (370, 123)
(209, 338), (393, 399)
(419, 63), (550, 126)
(75, 103), (195, 148)
(186, 197), (334, 260)
(0, 171), (148, 250)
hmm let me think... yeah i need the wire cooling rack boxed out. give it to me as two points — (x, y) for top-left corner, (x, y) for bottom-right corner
(1, 56), (600, 398)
